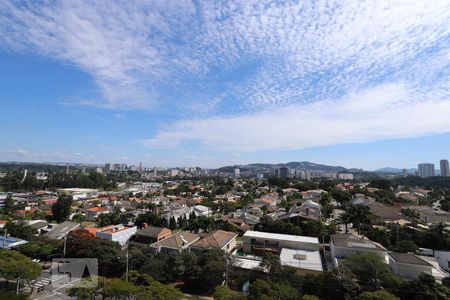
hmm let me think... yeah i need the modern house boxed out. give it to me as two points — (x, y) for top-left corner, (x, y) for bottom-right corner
(388, 252), (448, 281)
(330, 233), (387, 262)
(191, 230), (237, 254)
(95, 224), (137, 246)
(236, 231), (323, 274)
(242, 231), (320, 254)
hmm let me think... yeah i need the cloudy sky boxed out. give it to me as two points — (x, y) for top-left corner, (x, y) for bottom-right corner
(1, 0), (449, 169)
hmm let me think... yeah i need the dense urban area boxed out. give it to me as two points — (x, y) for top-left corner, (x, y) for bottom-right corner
(1, 160), (450, 300)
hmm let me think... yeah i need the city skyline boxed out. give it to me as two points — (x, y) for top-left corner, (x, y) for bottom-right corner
(1, 1), (450, 169)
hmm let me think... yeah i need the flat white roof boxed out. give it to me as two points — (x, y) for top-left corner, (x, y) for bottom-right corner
(243, 231), (319, 244)
(280, 248), (323, 271)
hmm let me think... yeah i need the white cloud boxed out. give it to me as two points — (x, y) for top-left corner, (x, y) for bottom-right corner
(1, 1), (450, 152)
(0, 149), (95, 162)
(142, 83), (450, 151)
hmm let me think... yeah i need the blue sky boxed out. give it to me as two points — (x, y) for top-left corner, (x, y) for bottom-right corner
(0, 0), (450, 170)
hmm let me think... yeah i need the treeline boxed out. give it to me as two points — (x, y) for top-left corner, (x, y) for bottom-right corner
(0, 171), (118, 191)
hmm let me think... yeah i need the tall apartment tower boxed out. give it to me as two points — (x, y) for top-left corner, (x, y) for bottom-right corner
(440, 160), (450, 177)
(234, 168), (240, 178)
(418, 163), (435, 178)
(402, 169), (408, 178)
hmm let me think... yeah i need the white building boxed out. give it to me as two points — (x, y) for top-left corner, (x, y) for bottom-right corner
(388, 253), (447, 282)
(237, 231), (323, 274)
(337, 173), (354, 180)
(418, 163), (435, 178)
(234, 168), (240, 178)
(95, 225), (137, 246)
(330, 233), (387, 263)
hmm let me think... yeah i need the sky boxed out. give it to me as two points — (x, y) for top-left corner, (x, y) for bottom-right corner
(0, 0), (449, 170)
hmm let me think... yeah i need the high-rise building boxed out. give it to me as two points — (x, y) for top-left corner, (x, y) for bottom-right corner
(234, 168), (240, 178)
(105, 163), (112, 172)
(440, 160), (450, 177)
(418, 163), (435, 178)
(402, 169), (408, 178)
(275, 167), (289, 179)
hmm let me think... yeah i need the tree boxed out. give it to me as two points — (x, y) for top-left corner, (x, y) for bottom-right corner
(0, 250), (41, 294)
(4, 221), (37, 240)
(2, 195), (15, 215)
(429, 222), (448, 249)
(391, 240), (419, 253)
(65, 230), (125, 277)
(51, 195), (73, 222)
(358, 290), (399, 300)
(260, 253), (282, 276)
(340, 252), (400, 289)
(303, 296), (320, 300)
(214, 285), (245, 300)
(337, 210), (352, 234)
(397, 273), (450, 300)
(248, 279), (300, 300)
(348, 205), (371, 234)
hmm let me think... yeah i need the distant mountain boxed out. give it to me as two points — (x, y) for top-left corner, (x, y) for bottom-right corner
(217, 161), (347, 174)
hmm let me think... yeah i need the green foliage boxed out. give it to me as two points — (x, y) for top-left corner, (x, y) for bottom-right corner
(340, 252), (401, 289)
(65, 230), (125, 277)
(51, 195), (73, 222)
(369, 179), (391, 190)
(18, 239), (57, 259)
(248, 279), (300, 300)
(397, 273), (450, 300)
(254, 216), (302, 235)
(391, 240), (419, 253)
(213, 285), (245, 300)
(0, 249), (42, 291)
(358, 290), (399, 300)
(302, 295), (320, 300)
(4, 221), (37, 240)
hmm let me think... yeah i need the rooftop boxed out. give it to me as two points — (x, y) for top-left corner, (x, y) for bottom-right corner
(192, 230), (237, 249)
(150, 231), (199, 250)
(389, 252), (432, 266)
(244, 231), (319, 244)
(331, 234), (386, 251)
(280, 248), (323, 271)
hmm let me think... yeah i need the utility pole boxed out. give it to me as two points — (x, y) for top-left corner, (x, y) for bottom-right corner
(63, 235), (67, 258)
(125, 242), (129, 282)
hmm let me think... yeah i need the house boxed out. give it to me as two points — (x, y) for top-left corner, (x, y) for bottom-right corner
(27, 220), (50, 235)
(95, 224), (137, 246)
(44, 221), (80, 240)
(330, 233), (387, 262)
(237, 231), (323, 274)
(131, 225), (172, 246)
(417, 208), (450, 223)
(150, 231), (199, 254)
(388, 252), (448, 281)
(193, 205), (212, 217)
(191, 230), (237, 254)
(242, 231), (320, 254)
(0, 235), (28, 249)
(85, 207), (110, 220)
(161, 203), (192, 223)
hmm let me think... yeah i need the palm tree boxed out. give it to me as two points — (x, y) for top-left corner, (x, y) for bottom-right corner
(430, 222), (448, 249)
(348, 205), (371, 234)
(337, 210), (352, 234)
